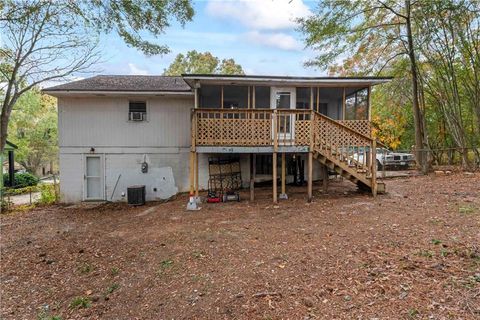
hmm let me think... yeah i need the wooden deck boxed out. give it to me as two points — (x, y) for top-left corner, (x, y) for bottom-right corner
(189, 108), (379, 202)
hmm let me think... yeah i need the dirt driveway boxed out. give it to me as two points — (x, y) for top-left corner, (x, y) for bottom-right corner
(1, 173), (479, 319)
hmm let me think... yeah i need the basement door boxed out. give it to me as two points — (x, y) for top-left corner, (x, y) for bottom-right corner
(84, 154), (104, 201)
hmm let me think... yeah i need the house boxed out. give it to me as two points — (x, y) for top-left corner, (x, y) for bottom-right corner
(43, 74), (391, 203)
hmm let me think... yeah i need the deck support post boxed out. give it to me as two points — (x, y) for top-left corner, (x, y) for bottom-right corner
(371, 140), (377, 197)
(195, 152), (199, 197)
(189, 151), (195, 195)
(273, 153), (278, 203)
(307, 152), (313, 202)
(250, 153), (256, 201)
(279, 152), (288, 200)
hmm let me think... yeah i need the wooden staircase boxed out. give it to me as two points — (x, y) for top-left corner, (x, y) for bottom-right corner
(311, 112), (385, 195)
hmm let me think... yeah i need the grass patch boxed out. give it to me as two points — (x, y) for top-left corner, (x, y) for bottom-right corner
(157, 259), (174, 276)
(407, 308), (419, 318)
(69, 296), (91, 309)
(431, 239), (442, 245)
(78, 263), (92, 274)
(459, 205), (477, 215)
(105, 283), (120, 295)
(110, 267), (119, 276)
(416, 250), (434, 258)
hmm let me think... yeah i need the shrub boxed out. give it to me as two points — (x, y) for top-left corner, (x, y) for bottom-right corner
(3, 172), (39, 188)
(38, 184), (56, 205)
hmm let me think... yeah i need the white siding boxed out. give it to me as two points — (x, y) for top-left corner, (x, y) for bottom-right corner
(58, 96), (192, 147)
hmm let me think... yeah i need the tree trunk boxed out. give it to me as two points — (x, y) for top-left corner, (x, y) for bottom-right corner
(405, 0), (429, 173)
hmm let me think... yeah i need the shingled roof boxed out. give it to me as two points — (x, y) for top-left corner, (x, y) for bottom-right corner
(43, 75), (191, 92)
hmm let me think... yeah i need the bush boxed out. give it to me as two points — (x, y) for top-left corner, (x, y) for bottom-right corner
(38, 184), (56, 205)
(2, 172), (39, 189)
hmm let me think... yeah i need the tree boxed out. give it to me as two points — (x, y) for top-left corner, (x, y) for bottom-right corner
(298, 0), (430, 172)
(7, 88), (57, 174)
(0, 0), (194, 152)
(163, 50), (244, 75)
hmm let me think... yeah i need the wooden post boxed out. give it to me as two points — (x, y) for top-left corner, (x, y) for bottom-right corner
(252, 85), (256, 109)
(195, 152), (199, 197)
(221, 85), (224, 108)
(371, 140), (377, 197)
(342, 87), (346, 120)
(273, 153), (277, 203)
(189, 151), (195, 195)
(316, 87), (320, 112)
(280, 152), (287, 199)
(308, 110), (315, 202)
(307, 152), (313, 202)
(273, 110), (278, 203)
(250, 154), (256, 201)
(367, 85), (372, 121)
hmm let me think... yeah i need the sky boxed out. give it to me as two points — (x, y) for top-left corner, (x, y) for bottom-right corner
(96, 0), (323, 77)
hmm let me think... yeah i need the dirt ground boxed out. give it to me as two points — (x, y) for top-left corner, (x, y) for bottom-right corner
(1, 173), (479, 319)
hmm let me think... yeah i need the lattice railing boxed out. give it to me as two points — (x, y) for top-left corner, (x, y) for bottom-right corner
(338, 120), (372, 137)
(194, 109), (312, 147)
(193, 109), (374, 157)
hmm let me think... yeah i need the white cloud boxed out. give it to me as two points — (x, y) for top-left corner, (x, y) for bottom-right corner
(245, 31), (301, 51)
(206, 0), (312, 31)
(128, 63), (149, 75)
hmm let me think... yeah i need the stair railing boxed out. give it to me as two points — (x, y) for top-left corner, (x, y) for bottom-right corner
(311, 111), (377, 181)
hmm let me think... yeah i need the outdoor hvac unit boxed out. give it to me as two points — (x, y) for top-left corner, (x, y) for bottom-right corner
(127, 185), (145, 206)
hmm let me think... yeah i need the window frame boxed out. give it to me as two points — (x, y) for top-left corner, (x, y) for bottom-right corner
(128, 100), (148, 122)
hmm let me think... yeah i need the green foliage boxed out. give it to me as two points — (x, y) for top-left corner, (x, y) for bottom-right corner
(105, 283), (120, 295)
(38, 184), (56, 205)
(78, 263), (93, 274)
(163, 50), (244, 75)
(300, 0), (480, 166)
(7, 89), (58, 174)
(1, 1), (194, 57)
(3, 172), (39, 188)
(69, 297), (91, 309)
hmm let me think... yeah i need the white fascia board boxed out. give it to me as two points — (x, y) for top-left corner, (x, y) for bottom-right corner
(182, 76), (391, 87)
(42, 90), (194, 97)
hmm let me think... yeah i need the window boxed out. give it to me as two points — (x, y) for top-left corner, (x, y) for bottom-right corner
(129, 101), (147, 121)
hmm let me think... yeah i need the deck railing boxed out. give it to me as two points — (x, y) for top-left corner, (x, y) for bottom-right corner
(194, 108), (315, 146)
(193, 109), (372, 147)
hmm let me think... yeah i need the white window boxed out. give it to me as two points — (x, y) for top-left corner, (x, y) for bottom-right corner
(129, 101), (147, 121)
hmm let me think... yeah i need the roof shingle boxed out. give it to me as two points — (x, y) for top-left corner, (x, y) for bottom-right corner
(43, 75), (191, 92)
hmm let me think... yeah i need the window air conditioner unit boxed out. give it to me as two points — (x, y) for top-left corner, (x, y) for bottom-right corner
(130, 112), (144, 121)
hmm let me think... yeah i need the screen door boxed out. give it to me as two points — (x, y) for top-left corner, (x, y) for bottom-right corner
(84, 155), (104, 200)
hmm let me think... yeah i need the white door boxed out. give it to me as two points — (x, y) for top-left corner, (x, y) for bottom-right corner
(271, 87), (295, 141)
(84, 155), (104, 200)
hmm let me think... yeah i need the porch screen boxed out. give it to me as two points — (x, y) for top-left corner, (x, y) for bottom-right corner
(296, 87), (311, 109)
(199, 85), (221, 108)
(254, 86), (270, 108)
(345, 88), (368, 120)
(223, 85), (248, 109)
